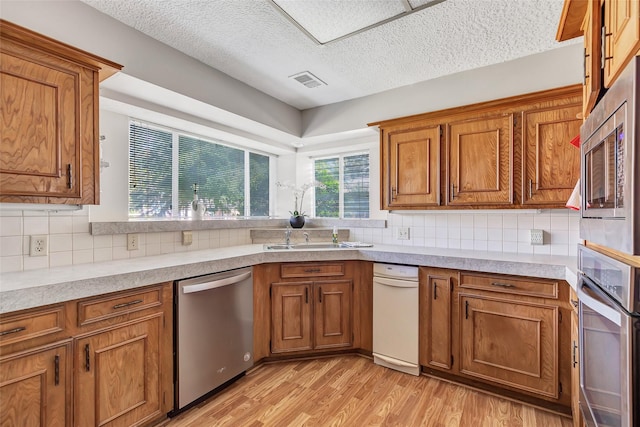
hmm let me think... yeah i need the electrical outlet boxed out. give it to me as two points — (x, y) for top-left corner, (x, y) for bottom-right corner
(127, 233), (139, 251)
(530, 229), (544, 245)
(29, 235), (48, 256)
(397, 227), (410, 240)
(182, 231), (193, 246)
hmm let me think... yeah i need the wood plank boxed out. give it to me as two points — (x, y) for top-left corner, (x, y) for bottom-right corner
(165, 355), (573, 426)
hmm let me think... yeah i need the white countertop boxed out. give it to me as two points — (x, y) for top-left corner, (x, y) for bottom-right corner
(0, 244), (577, 314)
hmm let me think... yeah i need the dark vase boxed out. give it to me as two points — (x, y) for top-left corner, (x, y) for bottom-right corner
(289, 215), (305, 228)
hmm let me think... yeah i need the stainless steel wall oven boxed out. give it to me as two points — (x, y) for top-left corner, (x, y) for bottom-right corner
(577, 245), (639, 427)
(580, 56), (639, 255)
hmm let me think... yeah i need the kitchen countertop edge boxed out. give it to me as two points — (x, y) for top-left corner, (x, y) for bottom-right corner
(0, 244), (578, 314)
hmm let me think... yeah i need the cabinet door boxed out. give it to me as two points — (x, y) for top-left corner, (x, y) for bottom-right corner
(385, 125), (441, 208)
(603, 0), (640, 87)
(271, 282), (313, 353)
(0, 45), (84, 201)
(75, 315), (164, 427)
(582, 0), (602, 118)
(314, 280), (352, 350)
(0, 340), (71, 427)
(459, 295), (559, 399)
(447, 115), (513, 206)
(420, 271), (452, 371)
(522, 103), (582, 206)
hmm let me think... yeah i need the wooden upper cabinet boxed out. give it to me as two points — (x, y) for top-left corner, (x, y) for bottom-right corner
(446, 114), (513, 206)
(582, 0), (602, 118)
(0, 20), (122, 205)
(522, 102), (582, 206)
(603, 0), (640, 87)
(383, 125), (441, 209)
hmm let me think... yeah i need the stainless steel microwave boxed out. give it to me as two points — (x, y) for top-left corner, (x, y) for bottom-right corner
(580, 56), (639, 256)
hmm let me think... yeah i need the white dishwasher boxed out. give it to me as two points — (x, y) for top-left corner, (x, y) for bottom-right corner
(373, 263), (420, 376)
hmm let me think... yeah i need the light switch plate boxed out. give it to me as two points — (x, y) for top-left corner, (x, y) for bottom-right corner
(397, 227), (410, 240)
(182, 231), (193, 246)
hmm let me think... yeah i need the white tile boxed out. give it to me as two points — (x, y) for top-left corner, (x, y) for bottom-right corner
(22, 236), (29, 255)
(517, 229), (531, 242)
(550, 244), (569, 256)
(435, 227), (447, 239)
(435, 239), (448, 248)
(0, 210), (23, 217)
(487, 229), (503, 241)
(161, 242), (174, 254)
(424, 227), (436, 238)
(460, 227), (473, 240)
(423, 215), (436, 227)
(550, 231), (569, 244)
(23, 210), (47, 217)
(435, 214), (448, 228)
(73, 249), (93, 265)
(50, 251), (73, 267)
(129, 246), (147, 258)
(447, 214), (460, 228)
(517, 243), (534, 254)
(533, 245), (551, 255)
(219, 237), (231, 247)
(486, 214), (502, 228)
(487, 241), (503, 252)
(1, 236), (23, 256)
(447, 227), (460, 239)
(533, 214), (551, 230)
(146, 243), (161, 256)
(412, 237), (426, 247)
(23, 255), (49, 270)
(460, 214), (474, 227)
(503, 228), (518, 242)
(161, 232), (174, 243)
(112, 246), (130, 260)
(112, 234), (127, 248)
(146, 232), (161, 245)
(73, 233), (93, 250)
(93, 235), (113, 249)
(461, 239), (474, 250)
(502, 241), (518, 253)
(502, 214), (518, 228)
(517, 215), (534, 230)
(50, 234), (73, 252)
(0, 255), (23, 272)
(550, 215), (569, 230)
(49, 216), (73, 234)
(474, 228), (488, 241)
(473, 240), (488, 251)
(72, 216), (90, 233)
(447, 239), (461, 249)
(23, 216), (48, 235)
(93, 247), (113, 263)
(424, 238), (437, 247)
(473, 214), (488, 228)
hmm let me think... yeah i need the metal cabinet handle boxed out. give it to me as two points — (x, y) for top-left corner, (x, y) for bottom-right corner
(67, 164), (73, 189)
(54, 355), (60, 386)
(113, 299), (143, 310)
(304, 268), (321, 273)
(451, 184), (457, 200)
(572, 340), (578, 368)
(305, 287), (308, 304)
(85, 344), (90, 372)
(391, 186), (397, 201)
(491, 282), (515, 288)
(465, 301), (469, 319)
(318, 287), (322, 303)
(0, 326), (26, 336)
(433, 284), (438, 300)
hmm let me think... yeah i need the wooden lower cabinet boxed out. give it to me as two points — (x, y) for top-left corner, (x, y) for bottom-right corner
(271, 280), (352, 354)
(74, 315), (165, 427)
(0, 340), (72, 427)
(419, 268), (454, 371)
(458, 294), (559, 399)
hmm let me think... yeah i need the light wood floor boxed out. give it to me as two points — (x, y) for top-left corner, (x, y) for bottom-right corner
(166, 355), (573, 427)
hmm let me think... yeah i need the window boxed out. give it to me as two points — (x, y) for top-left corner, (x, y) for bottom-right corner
(129, 121), (270, 218)
(314, 153), (369, 218)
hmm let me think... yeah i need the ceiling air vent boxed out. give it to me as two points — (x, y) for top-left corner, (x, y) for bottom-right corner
(289, 71), (326, 88)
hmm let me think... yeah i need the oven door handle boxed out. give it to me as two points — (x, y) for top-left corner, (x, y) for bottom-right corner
(577, 275), (622, 326)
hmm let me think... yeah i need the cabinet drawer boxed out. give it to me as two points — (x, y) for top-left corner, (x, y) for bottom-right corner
(0, 305), (65, 346)
(459, 273), (558, 299)
(77, 286), (163, 326)
(281, 263), (345, 278)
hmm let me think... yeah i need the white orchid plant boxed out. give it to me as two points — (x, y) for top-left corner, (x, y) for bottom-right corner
(276, 180), (326, 217)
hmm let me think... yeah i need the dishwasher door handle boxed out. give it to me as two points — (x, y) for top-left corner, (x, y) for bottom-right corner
(373, 276), (418, 288)
(182, 271), (252, 294)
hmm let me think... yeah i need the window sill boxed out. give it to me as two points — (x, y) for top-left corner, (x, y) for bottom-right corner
(90, 217), (386, 235)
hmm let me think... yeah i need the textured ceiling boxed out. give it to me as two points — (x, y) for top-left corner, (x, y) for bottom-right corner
(81, 0), (577, 110)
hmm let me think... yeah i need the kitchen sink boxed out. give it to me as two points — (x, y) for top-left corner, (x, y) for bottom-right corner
(263, 242), (373, 250)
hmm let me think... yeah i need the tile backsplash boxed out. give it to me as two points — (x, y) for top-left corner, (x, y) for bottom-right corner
(0, 208), (579, 273)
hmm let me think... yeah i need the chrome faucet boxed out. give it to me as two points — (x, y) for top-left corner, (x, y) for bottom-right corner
(285, 228), (292, 246)
(303, 232), (309, 244)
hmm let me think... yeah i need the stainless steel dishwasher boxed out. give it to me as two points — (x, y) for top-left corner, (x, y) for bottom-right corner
(174, 267), (253, 412)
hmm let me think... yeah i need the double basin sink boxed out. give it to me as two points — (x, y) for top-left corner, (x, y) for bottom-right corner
(264, 242), (373, 250)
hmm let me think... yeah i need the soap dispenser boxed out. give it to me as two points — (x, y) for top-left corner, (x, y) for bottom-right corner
(332, 226), (338, 244)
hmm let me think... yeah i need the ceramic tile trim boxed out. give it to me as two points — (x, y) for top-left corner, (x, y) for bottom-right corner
(90, 218), (386, 235)
(0, 244), (578, 314)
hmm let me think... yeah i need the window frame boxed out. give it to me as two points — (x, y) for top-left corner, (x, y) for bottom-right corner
(313, 151), (370, 219)
(128, 119), (273, 219)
